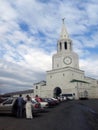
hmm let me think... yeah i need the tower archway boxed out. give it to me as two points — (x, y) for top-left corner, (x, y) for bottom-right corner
(53, 87), (62, 98)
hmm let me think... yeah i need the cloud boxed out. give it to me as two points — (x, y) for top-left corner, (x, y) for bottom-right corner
(0, 60), (46, 94)
(80, 55), (98, 78)
(0, 0), (98, 93)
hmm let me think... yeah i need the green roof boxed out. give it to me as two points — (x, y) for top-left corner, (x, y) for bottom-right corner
(70, 79), (90, 84)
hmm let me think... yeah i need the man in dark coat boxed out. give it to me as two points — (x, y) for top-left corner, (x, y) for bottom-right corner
(17, 94), (24, 118)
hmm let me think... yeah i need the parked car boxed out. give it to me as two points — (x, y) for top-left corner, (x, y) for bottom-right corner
(0, 97), (41, 116)
(31, 99), (42, 114)
(59, 95), (67, 101)
(42, 98), (57, 107)
(0, 97), (20, 116)
(32, 98), (49, 109)
(51, 98), (60, 105)
(61, 94), (74, 100)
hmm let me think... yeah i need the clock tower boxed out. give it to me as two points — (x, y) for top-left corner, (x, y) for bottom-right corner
(34, 19), (98, 99)
(52, 19), (79, 70)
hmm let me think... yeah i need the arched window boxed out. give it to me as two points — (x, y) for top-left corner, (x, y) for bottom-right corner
(60, 42), (62, 50)
(36, 86), (38, 89)
(64, 42), (67, 49)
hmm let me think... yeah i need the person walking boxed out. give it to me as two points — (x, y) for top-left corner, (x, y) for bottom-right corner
(25, 95), (33, 119)
(17, 94), (24, 118)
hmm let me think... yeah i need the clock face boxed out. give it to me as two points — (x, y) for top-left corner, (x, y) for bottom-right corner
(63, 56), (72, 65)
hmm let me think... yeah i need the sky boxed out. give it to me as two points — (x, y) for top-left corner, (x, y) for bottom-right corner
(0, 0), (98, 94)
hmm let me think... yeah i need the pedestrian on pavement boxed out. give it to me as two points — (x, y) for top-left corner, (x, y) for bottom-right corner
(17, 94), (24, 118)
(25, 95), (33, 119)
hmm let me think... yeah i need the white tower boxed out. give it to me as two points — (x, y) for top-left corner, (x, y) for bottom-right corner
(34, 19), (98, 99)
(46, 19), (83, 98)
(52, 18), (79, 70)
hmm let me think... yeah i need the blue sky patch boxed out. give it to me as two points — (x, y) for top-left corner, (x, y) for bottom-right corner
(19, 21), (30, 32)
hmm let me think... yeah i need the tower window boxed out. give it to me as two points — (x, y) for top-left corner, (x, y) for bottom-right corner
(60, 42), (62, 50)
(36, 86), (38, 89)
(64, 42), (67, 49)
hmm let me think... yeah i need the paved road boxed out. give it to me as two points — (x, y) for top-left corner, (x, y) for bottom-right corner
(0, 100), (98, 130)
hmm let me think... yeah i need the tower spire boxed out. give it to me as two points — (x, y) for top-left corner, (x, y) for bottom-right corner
(60, 18), (69, 39)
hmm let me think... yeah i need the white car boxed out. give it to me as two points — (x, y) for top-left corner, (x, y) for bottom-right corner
(61, 94), (74, 100)
(59, 96), (67, 101)
(32, 98), (49, 109)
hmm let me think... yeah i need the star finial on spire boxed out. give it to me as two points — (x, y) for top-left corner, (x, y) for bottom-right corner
(62, 18), (65, 24)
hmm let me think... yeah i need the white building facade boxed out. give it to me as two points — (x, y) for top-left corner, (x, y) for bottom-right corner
(34, 19), (98, 99)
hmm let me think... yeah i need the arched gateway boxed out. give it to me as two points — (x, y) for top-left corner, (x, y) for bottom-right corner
(53, 87), (62, 98)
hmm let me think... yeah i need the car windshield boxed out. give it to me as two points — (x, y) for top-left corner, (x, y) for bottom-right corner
(3, 98), (13, 105)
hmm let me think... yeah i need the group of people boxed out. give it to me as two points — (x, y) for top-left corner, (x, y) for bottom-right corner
(16, 94), (33, 119)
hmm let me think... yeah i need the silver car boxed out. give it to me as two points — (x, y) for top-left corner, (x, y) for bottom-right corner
(0, 97), (41, 116)
(0, 97), (18, 116)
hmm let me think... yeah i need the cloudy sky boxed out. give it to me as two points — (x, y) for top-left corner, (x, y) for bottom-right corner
(0, 0), (98, 94)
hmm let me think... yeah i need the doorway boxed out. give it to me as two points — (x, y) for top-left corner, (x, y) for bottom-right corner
(53, 87), (62, 98)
